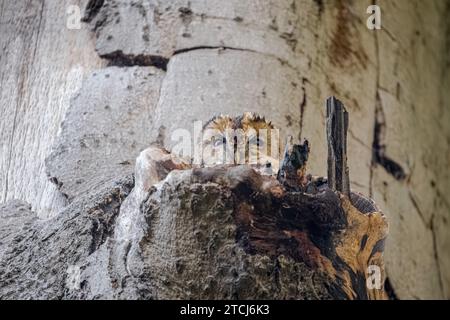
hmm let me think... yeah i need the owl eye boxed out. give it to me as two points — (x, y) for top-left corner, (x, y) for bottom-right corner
(213, 136), (226, 148)
(258, 138), (265, 147)
(248, 136), (265, 147)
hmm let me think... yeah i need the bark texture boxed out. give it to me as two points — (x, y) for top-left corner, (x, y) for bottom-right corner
(0, 0), (449, 299)
(0, 0), (104, 218)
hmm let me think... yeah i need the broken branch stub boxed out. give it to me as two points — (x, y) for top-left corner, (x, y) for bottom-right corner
(277, 136), (310, 191)
(326, 96), (350, 197)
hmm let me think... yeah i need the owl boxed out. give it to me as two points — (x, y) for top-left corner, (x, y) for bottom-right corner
(201, 112), (280, 175)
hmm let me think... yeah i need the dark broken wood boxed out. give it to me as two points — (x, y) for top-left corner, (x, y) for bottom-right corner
(326, 96), (350, 197)
(277, 136), (310, 191)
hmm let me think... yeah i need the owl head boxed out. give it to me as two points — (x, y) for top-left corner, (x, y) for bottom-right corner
(201, 112), (280, 174)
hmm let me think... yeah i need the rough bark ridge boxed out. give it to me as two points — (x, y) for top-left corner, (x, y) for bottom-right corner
(0, 0), (449, 299)
(0, 177), (134, 299)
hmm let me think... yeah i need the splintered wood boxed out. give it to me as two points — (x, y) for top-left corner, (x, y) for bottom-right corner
(277, 136), (310, 191)
(326, 96), (350, 198)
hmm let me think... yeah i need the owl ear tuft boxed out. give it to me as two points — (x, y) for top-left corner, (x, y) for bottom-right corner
(242, 112), (253, 120)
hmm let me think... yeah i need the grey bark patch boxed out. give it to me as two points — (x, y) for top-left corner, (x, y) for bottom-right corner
(0, 200), (37, 261)
(0, 0), (104, 218)
(45, 66), (164, 202)
(0, 176), (133, 300)
(83, 0), (309, 71)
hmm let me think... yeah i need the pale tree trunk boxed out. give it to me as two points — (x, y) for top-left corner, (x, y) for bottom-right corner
(0, 0), (449, 300)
